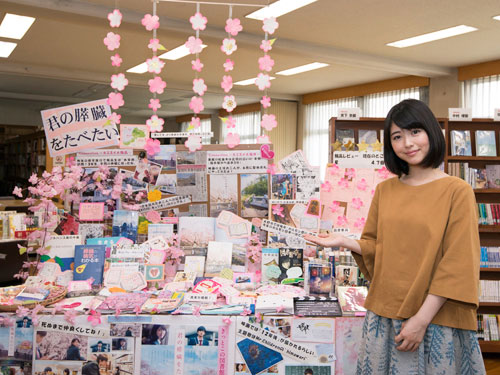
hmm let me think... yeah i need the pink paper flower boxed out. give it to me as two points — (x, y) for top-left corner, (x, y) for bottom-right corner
(221, 38), (237, 55)
(258, 55), (275, 72)
(145, 138), (161, 156)
(191, 116), (201, 129)
(257, 135), (271, 144)
(352, 197), (364, 210)
(108, 112), (121, 125)
(225, 18), (242, 36)
(189, 96), (204, 114)
(354, 217), (366, 229)
(221, 75), (233, 93)
(16, 306), (29, 318)
(185, 134), (202, 152)
(267, 163), (278, 175)
(225, 132), (240, 148)
(192, 78), (207, 96)
(64, 309), (77, 325)
(145, 210), (162, 223)
(223, 316), (231, 325)
(260, 39), (273, 52)
(336, 215), (348, 227)
(146, 115), (164, 132)
(185, 36), (203, 54)
(142, 14), (160, 31)
(111, 53), (122, 67)
(103, 32), (120, 51)
(338, 178), (349, 189)
(193, 305), (201, 317)
(146, 56), (165, 74)
(260, 96), (271, 108)
(329, 201), (340, 213)
(107, 92), (124, 110)
(222, 95), (236, 112)
(12, 186), (23, 198)
(190, 12), (207, 31)
(223, 59), (234, 72)
(191, 58), (204, 72)
(148, 38), (161, 52)
(240, 308), (252, 316)
(356, 178), (368, 191)
(276, 305), (285, 313)
(261, 114), (277, 131)
(321, 181), (332, 192)
(108, 9), (122, 28)
(263, 17), (279, 34)
(378, 166), (391, 179)
(148, 76), (167, 94)
(345, 168), (356, 179)
(110, 73), (128, 91)
(133, 304), (142, 316)
(149, 98), (161, 112)
(28, 173), (38, 184)
(255, 73), (271, 91)
(87, 310), (102, 327)
(272, 204), (284, 217)
(329, 164), (340, 175)
(226, 116), (236, 129)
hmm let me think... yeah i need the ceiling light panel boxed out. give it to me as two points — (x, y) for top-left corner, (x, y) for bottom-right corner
(126, 62), (148, 74)
(0, 13), (35, 39)
(0, 41), (17, 58)
(158, 44), (207, 60)
(386, 25), (477, 48)
(276, 62), (329, 76)
(246, 0), (318, 20)
(234, 77), (276, 86)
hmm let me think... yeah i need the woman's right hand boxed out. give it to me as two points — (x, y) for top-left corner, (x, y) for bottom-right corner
(303, 233), (345, 248)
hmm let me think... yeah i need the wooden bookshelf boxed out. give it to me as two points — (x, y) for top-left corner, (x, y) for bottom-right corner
(479, 340), (500, 353)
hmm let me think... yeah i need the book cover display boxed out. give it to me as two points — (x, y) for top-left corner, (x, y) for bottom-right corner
(73, 244), (107, 285)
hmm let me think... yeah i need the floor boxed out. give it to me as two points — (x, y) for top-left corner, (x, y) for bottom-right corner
(484, 355), (500, 374)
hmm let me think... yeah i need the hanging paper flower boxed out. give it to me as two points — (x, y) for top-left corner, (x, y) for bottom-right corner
(144, 138), (161, 156)
(262, 17), (279, 34)
(354, 217), (367, 229)
(103, 32), (120, 51)
(148, 38), (161, 52)
(256, 134), (271, 144)
(272, 204), (284, 217)
(223, 59), (234, 72)
(352, 197), (364, 210)
(225, 18), (242, 36)
(142, 14), (160, 31)
(108, 9), (122, 28)
(261, 114), (277, 131)
(336, 215), (348, 227)
(185, 134), (202, 152)
(110, 73), (128, 91)
(189, 12), (207, 31)
(267, 163), (278, 175)
(258, 55), (275, 72)
(192, 78), (207, 96)
(188, 117), (199, 129)
(329, 201), (340, 213)
(147, 189), (162, 202)
(255, 73), (271, 91)
(222, 95), (237, 112)
(226, 116), (236, 129)
(148, 76), (167, 94)
(221, 38), (237, 55)
(87, 310), (102, 327)
(191, 58), (204, 72)
(185, 36), (203, 54)
(108, 112), (121, 125)
(225, 132), (240, 149)
(189, 96), (204, 114)
(107, 92), (124, 110)
(146, 115), (164, 132)
(321, 181), (332, 192)
(260, 39), (274, 52)
(110, 53), (122, 67)
(149, 98), (161, 112)
(146, 56), (165, 74)
(221, 75), (233, 93)
(260, 96), (271, 108)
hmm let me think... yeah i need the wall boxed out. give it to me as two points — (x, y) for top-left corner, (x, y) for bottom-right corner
(428, 70), (460, 118)
(267, 100), (298, 162)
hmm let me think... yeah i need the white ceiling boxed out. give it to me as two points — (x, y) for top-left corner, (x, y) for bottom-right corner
(1, 0), (500, 124)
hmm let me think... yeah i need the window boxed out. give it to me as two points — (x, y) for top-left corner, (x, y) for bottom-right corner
(461, 75), (500, 118)
(180, 118), (212, 144)
(362, 87), (421, 117)
(220, 111), (261, 144)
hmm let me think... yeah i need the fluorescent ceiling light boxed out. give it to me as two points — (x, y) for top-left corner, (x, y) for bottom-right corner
(0, 41), (17, 58)
(493, 15), (500, 21)
(234, 76), (276, 86)
(0, 13), (35, 39)
(246, 0), (318, 20)
(276, 62), (329, 76)
(158, 44), (207, 60)
(126, 62), (148, 74)
(386, 25), (477, 48)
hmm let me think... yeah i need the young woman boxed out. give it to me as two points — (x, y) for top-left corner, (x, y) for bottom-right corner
(305, 99), (485, 374)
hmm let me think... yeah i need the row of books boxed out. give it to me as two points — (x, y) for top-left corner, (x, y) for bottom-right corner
(447, 162), (486, 189)
(450, 130), (497, 157)
(477, 203), (500, 226)
(477, 314), (500, 341)
(479, 280), (500, 302)
(480, 247), (500, 268)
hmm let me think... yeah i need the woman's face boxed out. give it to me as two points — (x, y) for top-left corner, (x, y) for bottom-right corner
(156, 327), (166, 339)
(390, 123), (430, 167)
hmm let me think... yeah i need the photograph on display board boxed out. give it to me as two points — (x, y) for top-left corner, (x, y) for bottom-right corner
(34, 359), (81, 375)
(149, 145), (177, 171)
(134, 159), (162, 185)
(179, 217), (216, 248)
(263, 317), (292, 338)
(209, 174), (238, 217)
(335, 317), (364, 375)
(110, 324), (141, 338)
(155, 173), (177, 195)
(110, 353), (134, 375)
(141, 324), (169, 346)
(271, 174), (295, 200)
(285, 365), (332, 375)
(119, 169), (148, 191)
(82, 353), (111, 375)
(14, 324), (34, 361)
(120, 124), (149, 149)
(35, 331), (87, 361)
(112, 338), (133, 351)
(111, 210), (139, 243)
(0, 360), (32, 375)
(240, 174), (269, 218)
(88, 338), (111, 354)
(0, 327), (9, 358)
(237, 338), (283, 375)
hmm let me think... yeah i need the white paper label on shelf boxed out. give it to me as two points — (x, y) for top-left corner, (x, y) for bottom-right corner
(338, 107), (361, 121)
(494, 108), (500, 121)
(448, 108), (472, 122)
(150, 132), (213, 138)
(333, 151), (384, 168)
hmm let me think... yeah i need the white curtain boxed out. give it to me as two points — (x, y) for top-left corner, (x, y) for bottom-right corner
(220, 111), (261, 144)
(180, 118), (212, 144)
(461, 75), (500, 118)
(362, 87), (420, 117)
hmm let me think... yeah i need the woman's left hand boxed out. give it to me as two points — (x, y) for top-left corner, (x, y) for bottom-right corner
(394, 315), (428, 352)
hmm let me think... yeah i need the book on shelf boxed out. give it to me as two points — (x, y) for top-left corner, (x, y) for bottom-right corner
(447, 162), (486, 189)
(486, 165), (500, 189)
(450, 130), (472, 156)
(476, 130), (497, 157)
(480, 280), (500, 302)
(477, 314), (500, 341)
(477, 203), (500, 225)
(481, 247), (500, 268)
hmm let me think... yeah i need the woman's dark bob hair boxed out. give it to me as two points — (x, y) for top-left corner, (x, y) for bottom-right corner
(384, 99), (445, 177)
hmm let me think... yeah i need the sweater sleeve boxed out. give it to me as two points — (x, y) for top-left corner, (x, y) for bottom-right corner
(428, 183), (480, 307)
(353, 184), (380, 281)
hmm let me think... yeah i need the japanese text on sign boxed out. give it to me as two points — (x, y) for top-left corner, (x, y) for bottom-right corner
(207, 151), (268, 174)
(151, 132), (214, 138)
(138, 195), (192, 213)
(75, 155), (139, 167)
(333, 151), (384, 168)
(38, 319), (109, 337)
(448, 108), (472, 122)
(261, 219), (314, 238)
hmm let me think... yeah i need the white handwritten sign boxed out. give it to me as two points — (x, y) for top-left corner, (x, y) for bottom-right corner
(333, 151), (384, 168)
(75, 155), (138, 167)
(261, 219), (314, 238)
(138, 195), (192, 213)
(150, 132), (213, 138)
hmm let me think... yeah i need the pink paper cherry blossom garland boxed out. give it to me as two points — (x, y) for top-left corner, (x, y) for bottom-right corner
(221, 5), (242, 149)
(143, 2), (164, 157)
(105, 8), (127, 125)
(185, 5), (207, 153)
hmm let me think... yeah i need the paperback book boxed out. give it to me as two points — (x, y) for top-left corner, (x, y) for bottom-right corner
(476, 130), (497, 156)
(73, 244), (107, 286)
(450, 130), (472, 156)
